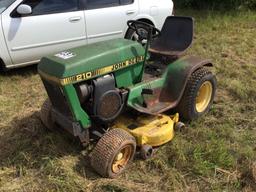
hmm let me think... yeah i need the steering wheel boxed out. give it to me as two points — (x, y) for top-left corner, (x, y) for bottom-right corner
(127, 20), (161, 42)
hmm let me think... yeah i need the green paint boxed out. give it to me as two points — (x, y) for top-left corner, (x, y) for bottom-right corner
(38, 38), (145, 79)
(39, 38), (146, 129)
(163, 59), (188, 78)
(127, 58), (190, 109)
(127, 78), (164, 108)
(114, 62), (144, 88)
(39, 36), (197, 130)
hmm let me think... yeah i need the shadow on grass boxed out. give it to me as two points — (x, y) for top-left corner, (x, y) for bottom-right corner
(0, 111), (255, 191)
(74, 155), (100, 180)
(0, 111), (100, 180)
(0, 64), (38, 77)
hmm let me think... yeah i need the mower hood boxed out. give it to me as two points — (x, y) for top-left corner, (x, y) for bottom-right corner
(38, 39), (145, 85)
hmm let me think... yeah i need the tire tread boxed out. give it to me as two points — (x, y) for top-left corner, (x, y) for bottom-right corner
(177, 68), (216, 120)
(90, 129), (136, 178)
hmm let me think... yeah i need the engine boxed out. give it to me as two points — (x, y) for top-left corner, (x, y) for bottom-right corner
(75, 74), (126, 123)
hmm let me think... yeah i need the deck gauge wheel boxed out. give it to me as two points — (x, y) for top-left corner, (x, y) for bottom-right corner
(140, 145), (154, 160)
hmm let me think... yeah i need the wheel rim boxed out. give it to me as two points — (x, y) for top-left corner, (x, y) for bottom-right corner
(131, 28), (148, 44)
(112, 145), (133, 174)
(196, 81), (213, 113)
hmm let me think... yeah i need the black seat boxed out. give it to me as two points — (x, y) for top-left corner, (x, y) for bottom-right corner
(149, 16), (194, 57)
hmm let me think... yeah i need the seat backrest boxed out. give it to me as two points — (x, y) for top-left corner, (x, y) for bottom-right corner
(150, 16), (194, 56)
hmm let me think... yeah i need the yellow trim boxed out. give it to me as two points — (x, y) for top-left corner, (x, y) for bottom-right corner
(39, 56), (144, 86)
(112, 146), (133, 174)
(196, 81), (213, 113)
(112, 114), (179, 147)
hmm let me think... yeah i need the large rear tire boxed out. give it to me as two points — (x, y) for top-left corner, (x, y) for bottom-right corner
(40, 98), (55, 130)
(176, 68), (217, 121)
(90, 129), (136, 178)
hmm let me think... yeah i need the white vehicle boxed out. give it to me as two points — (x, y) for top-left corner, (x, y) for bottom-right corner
(0, 0), (174, 70)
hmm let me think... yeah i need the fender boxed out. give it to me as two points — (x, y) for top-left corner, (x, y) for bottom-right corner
(160, 55), (213, 107)
(127, 56), (213, 115)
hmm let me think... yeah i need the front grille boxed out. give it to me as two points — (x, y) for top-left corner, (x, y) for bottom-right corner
(42, 79), (72, 116)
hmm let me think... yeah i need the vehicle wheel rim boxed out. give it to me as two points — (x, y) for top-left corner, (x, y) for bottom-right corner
(112, 145), (133, 174)
(131, 28), (148, 44)
(196, 81), (213, 113)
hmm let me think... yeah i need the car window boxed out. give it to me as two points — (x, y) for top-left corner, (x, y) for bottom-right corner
(0, 0), (16, 13)
(86, 0), (119, 10)
(120, 0), (134, 5)
(19, 0), (79, 16)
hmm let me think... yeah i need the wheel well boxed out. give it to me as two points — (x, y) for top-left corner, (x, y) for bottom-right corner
(125, 18), (155, 37)
(137, 19), (154, 26)
(0, 58), (7, 72)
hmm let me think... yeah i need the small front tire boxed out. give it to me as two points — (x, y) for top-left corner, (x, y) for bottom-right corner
(90, 129), (136, 178)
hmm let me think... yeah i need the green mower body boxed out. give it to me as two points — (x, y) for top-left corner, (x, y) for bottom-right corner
(38, 39), (213, 140)
(38, 16), (217, 178)
(39, 39), (145, 131)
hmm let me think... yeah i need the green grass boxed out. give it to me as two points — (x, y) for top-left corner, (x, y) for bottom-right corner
(0, 10), (256, 192)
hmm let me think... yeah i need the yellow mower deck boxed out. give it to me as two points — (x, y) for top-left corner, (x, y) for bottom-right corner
(112, 113), (179, 147)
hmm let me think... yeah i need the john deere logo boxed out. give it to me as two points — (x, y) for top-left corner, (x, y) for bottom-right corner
(60, 56), (144, 85)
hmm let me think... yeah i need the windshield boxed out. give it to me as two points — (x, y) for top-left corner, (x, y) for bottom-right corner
(0, 0), (16, 13)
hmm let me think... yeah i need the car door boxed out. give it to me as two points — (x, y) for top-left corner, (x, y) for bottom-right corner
(84, 0), (138, 44)
(1, 0), (87, 66)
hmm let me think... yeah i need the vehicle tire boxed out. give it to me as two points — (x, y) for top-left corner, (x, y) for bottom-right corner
(125, 23), (150, 44)
(40, 98), (55, 130)
(0, 59), (7, 72)
(90, 129), (136, 178)
(176, 68), (217, 121)
(140, 145), (154, 160)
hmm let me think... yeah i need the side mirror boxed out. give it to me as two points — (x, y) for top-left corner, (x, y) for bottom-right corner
(16, 4), (32, 15)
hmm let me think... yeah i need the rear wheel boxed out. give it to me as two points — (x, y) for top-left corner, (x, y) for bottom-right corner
(90, 129), (136, 178)
(176, 68), (217, 121)
(40, 98), (55, 130)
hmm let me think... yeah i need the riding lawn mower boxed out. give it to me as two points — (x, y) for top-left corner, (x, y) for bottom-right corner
(38, 16), (217, 178)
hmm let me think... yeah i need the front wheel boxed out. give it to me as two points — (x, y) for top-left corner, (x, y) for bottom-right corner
(40, 98), (55, 130)
(90, 129), (136, 178)
(176, 68), (217, 121)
